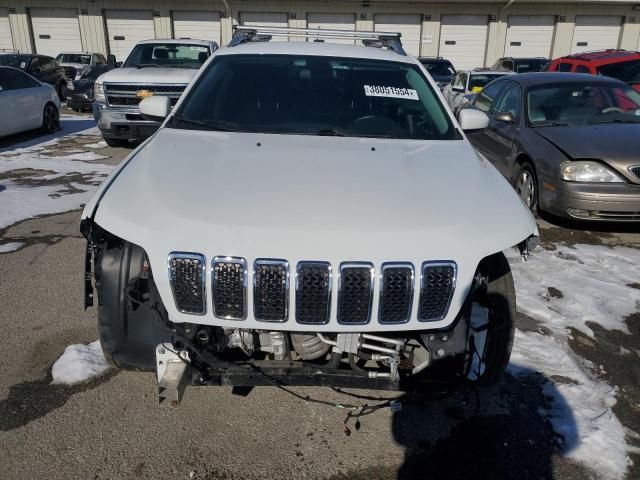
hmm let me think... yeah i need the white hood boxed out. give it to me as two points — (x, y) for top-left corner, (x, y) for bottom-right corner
(86, 128), (537, 331)
(97, 67), (199, 85)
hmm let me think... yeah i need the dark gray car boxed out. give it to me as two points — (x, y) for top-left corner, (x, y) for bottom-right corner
(461, 73), (640, 222)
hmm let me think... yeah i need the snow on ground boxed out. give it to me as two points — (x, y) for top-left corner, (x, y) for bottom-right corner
(51, 340), (112, 385)
(508, 243), (639, 480)
(0, 242), (24, 253)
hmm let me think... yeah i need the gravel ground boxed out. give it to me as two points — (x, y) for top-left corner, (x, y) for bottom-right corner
(0, 123), (638, 480)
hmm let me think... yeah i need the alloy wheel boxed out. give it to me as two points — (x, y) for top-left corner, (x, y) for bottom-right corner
(516, 170), (535, 209)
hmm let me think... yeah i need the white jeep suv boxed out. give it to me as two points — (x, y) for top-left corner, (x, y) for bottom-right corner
(81, 27), (538, 406)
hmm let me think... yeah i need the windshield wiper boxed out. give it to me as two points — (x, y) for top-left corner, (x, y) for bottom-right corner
(588, 118), (640, 124)
(170, 115), (238, 132)
(135, 63), (161, 69)
(534, 121), (571, 127)
(315, 128), (347, 137)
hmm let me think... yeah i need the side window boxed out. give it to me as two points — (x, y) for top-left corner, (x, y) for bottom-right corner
(494, 83), (521, 118)
(503, 60), (514, 71)
(454, 72), (467, 90)
(575, 65), (590, 73)
(558, 62), (572, 72)
(96, 54), (107, 65)
(29, 57), (43, 73)
(0, 69), (39, 91)
(474, 82), (505, 113)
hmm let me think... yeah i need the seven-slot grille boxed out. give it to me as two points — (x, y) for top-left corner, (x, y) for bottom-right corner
(168, 253), (206, 314)
(337, 263), (374, 325)
(296, 262), (332, 324)
(418, 262), (457, 321)
(253, 259), (289, 322)
(211, 257), (247, 320)
(379, 263), (414, 324)
(104, 83), (186, 107)
(168, 254), (458, 323)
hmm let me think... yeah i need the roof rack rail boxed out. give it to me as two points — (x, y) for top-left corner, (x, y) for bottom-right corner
(228, 25), (406, 56)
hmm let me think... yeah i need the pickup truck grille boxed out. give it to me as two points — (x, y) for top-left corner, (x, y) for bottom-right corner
(168, 255), (457, 325)
(104, 83), (186, 107)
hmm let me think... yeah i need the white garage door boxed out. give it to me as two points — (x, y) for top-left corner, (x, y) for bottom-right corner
(571, 16), (622, 53)
(504, 15), (555, 58)
(307, 13), (356, 45)
(172, 11), (221, 44)
(0, 8), (13, 52)
(374, 14), (422, 56)
(240, 12), (288, 41)
(105, 10), (155, 62)
(30, 8), (81, 57)
(439, 15), (488, 71)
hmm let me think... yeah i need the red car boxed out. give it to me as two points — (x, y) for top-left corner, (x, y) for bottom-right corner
(547, 50), (640, 92)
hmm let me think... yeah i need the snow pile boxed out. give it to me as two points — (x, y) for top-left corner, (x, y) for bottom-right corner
(0, 242), (23, 253)
(51, 340), (112, 385)
(508, 243), (639, 479)
(510, 330), (628, 478)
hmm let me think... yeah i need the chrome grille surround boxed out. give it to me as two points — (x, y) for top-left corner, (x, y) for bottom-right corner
(168, 252), (206, 315)
(211, 256), (247, 320)
(295, 261), (332, 325)
(337, 262), (375, 325)
(104, 83), (186, 107)
(253, 259), (289, 322)
(418, 261), (457, 322)
(378, 263), (415, 324)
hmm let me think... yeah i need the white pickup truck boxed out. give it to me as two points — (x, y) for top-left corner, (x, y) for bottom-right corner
(92, 39), (218, 147)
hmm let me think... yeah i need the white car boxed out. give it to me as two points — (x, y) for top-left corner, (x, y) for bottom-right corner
(443, 69), (512, 114)
(0, 66), (60, 138)
(80, 26), (538, 405)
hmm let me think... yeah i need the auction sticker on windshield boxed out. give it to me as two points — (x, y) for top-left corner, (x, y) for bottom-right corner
(364, 85), (419, 100)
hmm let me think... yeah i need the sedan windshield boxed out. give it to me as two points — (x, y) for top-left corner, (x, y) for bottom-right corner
(527, 83), (640, 126)
(123, 43), (210, 69)
(598, 59), (640, 85)
(172, 54), (459, 140)
(56, 53), (91, 64)
(0, 54), (30, 70)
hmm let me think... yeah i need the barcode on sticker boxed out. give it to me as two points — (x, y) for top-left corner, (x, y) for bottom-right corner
(364, 85), (419, 100)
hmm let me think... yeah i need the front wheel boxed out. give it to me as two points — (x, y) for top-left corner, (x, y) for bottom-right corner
(41, 103), (60, 133)
(514, 163), (539, 216)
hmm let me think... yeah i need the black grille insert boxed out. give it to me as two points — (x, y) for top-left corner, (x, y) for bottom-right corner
(296, 262), (332, 324)
(337, 263), (374, 325)
(379, 263), (414, 324)
(418, 262), (456, 321)
(168, 253), (206, 315)
(212, 257), (247, 320)
(253, 259), (289, 322)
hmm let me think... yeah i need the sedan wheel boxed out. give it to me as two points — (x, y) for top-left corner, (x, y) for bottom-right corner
(42, 104), (60, 133)
(515, 165), (538, 213)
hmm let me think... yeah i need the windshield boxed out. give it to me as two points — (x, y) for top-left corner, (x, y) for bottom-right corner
(514, 59), (548, 73)
(598, 59), (640, 84)
(172, 54), (459, 140)
(421, 61), (455, 77)
(0, 54), (30, 70)
(527, 83), (640, 126)
(56, 53), (90, 64)
(469, 74), (506, 91)
(123, 43), (211, 69)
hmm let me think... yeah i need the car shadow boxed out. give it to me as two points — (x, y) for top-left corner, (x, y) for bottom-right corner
(0, 117), (97, 152)
(386, 369), (580, 480)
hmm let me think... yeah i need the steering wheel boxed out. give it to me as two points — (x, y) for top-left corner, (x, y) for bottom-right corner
(601, 107), (625, 114)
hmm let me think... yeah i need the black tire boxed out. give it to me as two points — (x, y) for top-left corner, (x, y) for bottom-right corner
(472, 252), (516, 385)
(103, 137), (129, 148)
(95, 236), (166, 370)
(514, 163), (539, 217)
(41, 103), (60, 133)
(56, 82), (67, 101)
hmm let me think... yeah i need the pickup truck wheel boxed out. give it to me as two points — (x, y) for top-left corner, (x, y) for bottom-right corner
(41, 103), (60, 133)
(95, 236), (166, 371)
(468, 252), (516, 385)
(103, 137), (129, 148)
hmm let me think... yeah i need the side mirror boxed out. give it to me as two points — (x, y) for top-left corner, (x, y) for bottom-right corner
(458, 109), (490, 131)
(139, 96), (171, 122)
(107, 54), (118, 68)
(495, 111), (515, 124)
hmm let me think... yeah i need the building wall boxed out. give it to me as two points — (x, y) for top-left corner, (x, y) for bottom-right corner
(1, 0), (639, 66)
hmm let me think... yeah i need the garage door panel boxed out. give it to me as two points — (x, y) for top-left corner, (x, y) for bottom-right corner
(307, 13), (355, 45)
(0, 8), (13, 52)
(106, 10), (155, 62)
(505, 15), (555, 58)
(240, 12), (288, 41)
(439, 15), (488, 71)
(173, 11), (221, 43)
(31, 8), (82, 57)
(374, 14), (422, 56)
(571, 16), (621, 53)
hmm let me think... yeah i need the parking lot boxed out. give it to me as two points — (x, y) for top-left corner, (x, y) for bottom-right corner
(0, 105), (637, 480)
